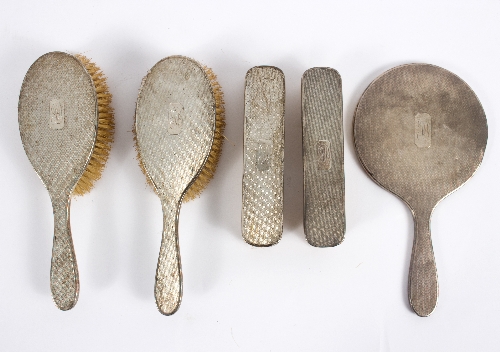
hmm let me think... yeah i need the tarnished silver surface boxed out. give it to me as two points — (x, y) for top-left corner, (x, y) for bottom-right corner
(302, 68), (345, 247)
(18, 51), (98, 310)
(354, 64), (488, 316)
(242, 66), (285, 246)
(135, 56), (216, 315)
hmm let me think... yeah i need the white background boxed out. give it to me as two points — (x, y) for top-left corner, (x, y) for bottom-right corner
(1, 1), (499, 351)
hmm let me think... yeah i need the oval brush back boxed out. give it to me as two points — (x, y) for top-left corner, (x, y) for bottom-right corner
(135, 56), (222, 315)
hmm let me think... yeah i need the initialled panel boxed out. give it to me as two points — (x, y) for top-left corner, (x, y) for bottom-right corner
(414, 112), (431, 148)
(49, 99), (65, 130)
(168, 102), (184, 135)
(302, 67), (345, 247)
(242, 66), (285, 246)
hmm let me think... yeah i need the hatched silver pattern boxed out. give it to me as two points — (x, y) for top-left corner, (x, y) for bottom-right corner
(135, 56), (216, 315)
(18, 51), (98, 310)
(302, 68), (345, 247)
(242, 66), (285, 246)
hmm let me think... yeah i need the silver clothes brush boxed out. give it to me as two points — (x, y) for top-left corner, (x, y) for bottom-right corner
(242, 66), (285, 247)
(302, 67), (345, 247)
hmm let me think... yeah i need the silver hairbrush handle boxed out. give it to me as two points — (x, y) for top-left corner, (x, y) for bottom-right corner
(408, 209), (438, 317)
(155, 197), (183, 315)
(50, 194), (79, 310)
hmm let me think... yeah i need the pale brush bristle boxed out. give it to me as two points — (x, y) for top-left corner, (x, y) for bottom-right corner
(183, 67), (225, 202)
(133, 65), (225, 201)
(73, 55), (115, 196)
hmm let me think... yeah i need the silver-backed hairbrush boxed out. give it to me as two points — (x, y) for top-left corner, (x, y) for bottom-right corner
(134, 55), (225, 315)
(18, 51), (114, 310)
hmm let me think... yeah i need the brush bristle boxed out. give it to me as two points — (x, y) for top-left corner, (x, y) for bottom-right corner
(183, 67), (225, 202)
(73, 55), (115, 196)
(133, 64), (225, 201)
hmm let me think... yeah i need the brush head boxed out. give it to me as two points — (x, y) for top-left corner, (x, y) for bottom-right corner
(19, 52), (101, 197)
(134, 56), (225, 202)
(183, 66), (225, 201)
(18, 52), (114, 198)
(73, 55), (115, 196)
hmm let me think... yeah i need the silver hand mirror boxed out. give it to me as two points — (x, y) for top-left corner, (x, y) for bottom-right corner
(353, 64), (487, 316)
